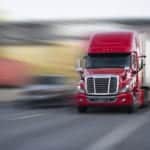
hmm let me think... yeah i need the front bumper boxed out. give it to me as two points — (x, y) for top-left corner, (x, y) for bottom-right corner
(76, 92), (133, 107)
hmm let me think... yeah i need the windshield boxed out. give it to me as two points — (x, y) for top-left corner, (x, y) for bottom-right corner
(85, 54), (131, 68)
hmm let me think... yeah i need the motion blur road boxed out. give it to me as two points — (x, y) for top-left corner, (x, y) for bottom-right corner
(0, 102), (150, 150)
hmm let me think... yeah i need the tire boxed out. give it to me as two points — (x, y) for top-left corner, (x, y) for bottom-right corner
(127, 105), (137, 113)
(140, 101), (148, 108)
(127, 95), (138, 114)
(141, 96), (149, 108)
(77, 106), (88, 113)
(141, 87), (149, 108)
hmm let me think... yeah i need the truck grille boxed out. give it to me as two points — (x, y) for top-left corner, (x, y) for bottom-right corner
(86, 76), (118, 95)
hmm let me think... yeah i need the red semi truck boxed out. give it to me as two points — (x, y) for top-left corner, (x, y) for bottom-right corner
(76, 31), (147, 113)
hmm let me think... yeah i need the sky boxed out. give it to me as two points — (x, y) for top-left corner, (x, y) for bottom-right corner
(1, 0), (150, 21)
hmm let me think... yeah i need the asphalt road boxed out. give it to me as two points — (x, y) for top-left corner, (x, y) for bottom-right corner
(0, 102), (150, 150)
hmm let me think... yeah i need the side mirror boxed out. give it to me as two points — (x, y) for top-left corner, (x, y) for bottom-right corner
(140, 61), (145, 70)
(76, 67), (84, 74)
(76, 59), (84, 80)
(131, 53), (138, 74)
(76, 59), (84, 74)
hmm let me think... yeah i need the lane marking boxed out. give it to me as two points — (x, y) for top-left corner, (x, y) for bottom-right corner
(0, 110), (39, 118)
(9, 113), (44, 120)
(88, 112), (150, 150)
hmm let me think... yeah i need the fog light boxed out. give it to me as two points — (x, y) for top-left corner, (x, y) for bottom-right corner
(122, 98), (126, 102)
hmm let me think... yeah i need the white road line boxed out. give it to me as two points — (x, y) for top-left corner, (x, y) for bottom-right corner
(1, 110), (39, 118)
(88, 112), (150, 150)
(9, 113), (44, 120)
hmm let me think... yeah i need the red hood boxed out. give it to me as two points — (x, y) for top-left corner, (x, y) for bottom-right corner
(84, 68), (126, 76)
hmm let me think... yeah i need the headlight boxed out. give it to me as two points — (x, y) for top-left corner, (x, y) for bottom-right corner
(119, 84), (130, 93)
(119, 78), (135, 93)
(77, 85), (85, 93)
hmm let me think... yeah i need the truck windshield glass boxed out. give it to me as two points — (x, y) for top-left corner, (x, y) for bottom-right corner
(85, 54), (131, 68)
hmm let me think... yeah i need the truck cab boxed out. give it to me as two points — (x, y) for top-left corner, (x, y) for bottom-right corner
(76, 31), (145, 113)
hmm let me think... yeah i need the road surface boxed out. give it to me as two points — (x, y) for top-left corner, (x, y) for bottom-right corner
(0, 102), (150, 150)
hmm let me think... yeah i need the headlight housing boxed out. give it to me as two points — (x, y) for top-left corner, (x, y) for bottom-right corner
(119, 84), (130, 93)
(119, 80), (134, 93)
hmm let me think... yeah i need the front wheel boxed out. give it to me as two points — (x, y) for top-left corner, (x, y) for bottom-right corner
(77, 106), (88, 113)
(127, 104), (137, 113)
(127, 95), (138, 113)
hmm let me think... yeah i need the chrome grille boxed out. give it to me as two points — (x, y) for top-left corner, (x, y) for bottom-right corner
(87, 77), (94, 93)
(95, 78), (109, 93)
(86, 75), (118, 95)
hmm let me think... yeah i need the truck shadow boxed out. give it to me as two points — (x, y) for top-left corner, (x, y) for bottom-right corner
(84, 105), (150, 115)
